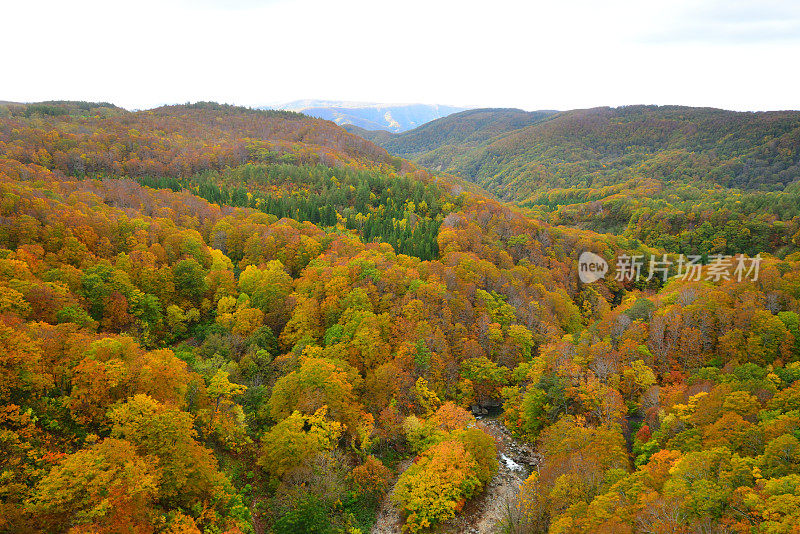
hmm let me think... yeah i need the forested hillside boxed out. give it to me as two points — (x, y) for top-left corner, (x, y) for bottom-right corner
(345, 108), (557, 162)
(2, 101), (800, 534)
(367, 105), (800, 259)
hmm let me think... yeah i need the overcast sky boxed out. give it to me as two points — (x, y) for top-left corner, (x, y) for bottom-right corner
(2, 0), (798, 111)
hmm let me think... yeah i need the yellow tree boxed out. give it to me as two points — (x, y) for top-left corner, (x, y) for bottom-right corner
(26, 438), (160, 534)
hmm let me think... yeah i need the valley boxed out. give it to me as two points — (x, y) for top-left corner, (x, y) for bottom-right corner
(0, 100), (799, 534)
(5, 0), (800, 531)
(363, 105), (800, 258)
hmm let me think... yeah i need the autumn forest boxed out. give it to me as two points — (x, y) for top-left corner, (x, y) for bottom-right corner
(1, 100), (800, 534)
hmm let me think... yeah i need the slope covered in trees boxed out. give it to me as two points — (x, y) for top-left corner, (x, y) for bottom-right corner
(347, 108), (557, 163)
(364, 105), (800, 258)
(0, 100), (399, 176)
(372, 105), (800, 193)
(1, 101), (800, 534)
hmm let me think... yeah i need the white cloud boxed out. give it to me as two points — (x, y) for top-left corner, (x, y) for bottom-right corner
(1, 0), (797, 111)
(640, 0), (800, 43)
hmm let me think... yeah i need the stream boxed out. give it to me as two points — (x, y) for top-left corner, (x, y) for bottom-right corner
(371, 414), (540, 534)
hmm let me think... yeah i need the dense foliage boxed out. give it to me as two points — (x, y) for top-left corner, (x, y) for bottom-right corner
(371, 105), (800, 257)
(347, 108), (557, 161)
(1, 101), (799, 534)
(501, 274), (800, 533)
(138, 162), (455, 261)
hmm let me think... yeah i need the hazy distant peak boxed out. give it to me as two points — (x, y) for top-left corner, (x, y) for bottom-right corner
(261, 100), (470, 132)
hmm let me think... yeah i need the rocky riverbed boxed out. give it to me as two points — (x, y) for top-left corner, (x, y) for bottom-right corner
(371, 415), (540, 534)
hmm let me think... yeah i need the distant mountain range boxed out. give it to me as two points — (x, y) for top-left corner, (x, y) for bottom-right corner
(264, 100), (469, 133)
